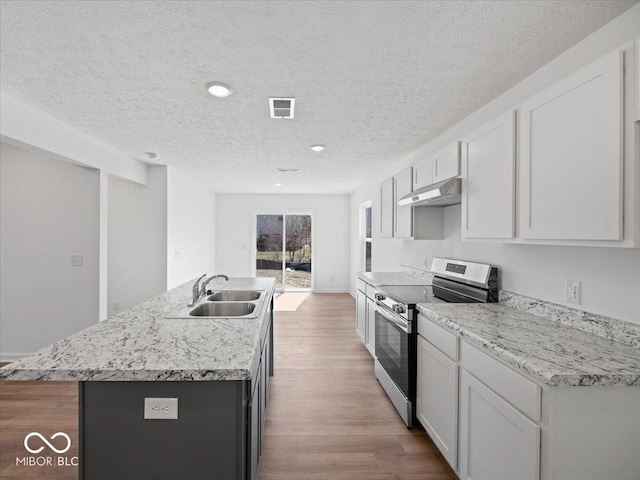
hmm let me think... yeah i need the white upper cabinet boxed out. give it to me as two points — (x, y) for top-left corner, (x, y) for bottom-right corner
(413, 156), (434, 191)
(380, 177), (394, 238)
(461, 110), (516, 239)
(519, 50), (623, 241)
(433, 142), (460, 184)
(393, 167), (413, 238)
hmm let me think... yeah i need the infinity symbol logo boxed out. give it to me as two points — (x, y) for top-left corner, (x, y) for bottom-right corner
(24, 432), (72, 454)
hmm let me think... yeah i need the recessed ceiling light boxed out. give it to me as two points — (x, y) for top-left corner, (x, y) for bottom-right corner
(310, 145), (325, 152)
(206, 81), (233, 98)
(274, 183), (283, 187)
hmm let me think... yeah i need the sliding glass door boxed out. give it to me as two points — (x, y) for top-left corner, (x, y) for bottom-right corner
(256, 214), (312, 291)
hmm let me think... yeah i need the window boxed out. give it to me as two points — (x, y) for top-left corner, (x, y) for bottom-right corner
(361, 201), (372, 272)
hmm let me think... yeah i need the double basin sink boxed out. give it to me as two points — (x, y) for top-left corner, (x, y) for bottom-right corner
(167, 290), (265, 319)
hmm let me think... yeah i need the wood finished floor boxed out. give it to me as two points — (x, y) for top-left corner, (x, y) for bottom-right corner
(0, 293), (457, 479)
(258, 293), (456, 480)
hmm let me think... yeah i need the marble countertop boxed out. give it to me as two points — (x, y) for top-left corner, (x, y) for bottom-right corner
(357, 271), (431, 286)
(417, 303), (640, 387)
(0, 277), (276, 382)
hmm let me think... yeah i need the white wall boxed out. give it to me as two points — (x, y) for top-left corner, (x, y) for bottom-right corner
(0, 142), (100, 360)
(107, 167), (168, 318)
(350, 6), (640, 325)
(216, 194), (350, 292)
(167, 167), (216, 289)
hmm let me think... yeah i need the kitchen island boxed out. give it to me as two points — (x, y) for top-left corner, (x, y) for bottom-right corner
(0, 277), (276, 480)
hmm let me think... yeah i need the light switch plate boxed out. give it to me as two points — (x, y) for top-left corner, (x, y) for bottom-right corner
(144, 397), (178, 420)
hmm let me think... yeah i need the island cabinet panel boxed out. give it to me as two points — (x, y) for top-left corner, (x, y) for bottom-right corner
(461, 110), (516, 239)
(249, 364), (261, 480)
(80, 381), (249, 480)
(519, 49), (623, 241)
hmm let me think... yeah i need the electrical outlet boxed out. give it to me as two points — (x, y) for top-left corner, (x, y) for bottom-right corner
(71, 254), (83, 267)
(174, 250), (181, 258)
(423, 257), (429, 269)
(144, 398), (178, 420)
(329, 276), (334, 282)
(113, 301), (120, 312)
(566, 280), (581, 305)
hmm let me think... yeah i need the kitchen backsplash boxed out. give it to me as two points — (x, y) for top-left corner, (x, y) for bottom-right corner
(500, 291), (640, 349)
(401, 264), (433, 282)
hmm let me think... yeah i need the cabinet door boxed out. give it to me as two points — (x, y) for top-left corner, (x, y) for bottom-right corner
(461, 110), (516, 239)
(520, 50), (623, 240)
(393, 167), (413, 238)
(356, 289), (366, 342)
(248, 368), (261, 480)
(365, 297), (376, 356)
(433, 142), (460, 183)
(380, 178), (394, 238)
(416, 336), (458, 471)
(459, 371), (540, 480)
(414, 157), (434, 190)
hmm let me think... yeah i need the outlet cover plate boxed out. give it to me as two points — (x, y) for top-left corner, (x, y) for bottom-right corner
(144, 397), (178, 420)
(566, 280), (581, 305)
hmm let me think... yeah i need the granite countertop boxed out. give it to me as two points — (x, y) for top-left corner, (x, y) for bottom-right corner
(357, 270), (431, 286)
(417, 303), (640, 387)
(0, 277), (275, 382)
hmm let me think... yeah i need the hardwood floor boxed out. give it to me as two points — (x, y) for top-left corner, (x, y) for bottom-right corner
(0, 378), (79, 479)
(0, 293), (457, 479)
(259, 293), (457, 480)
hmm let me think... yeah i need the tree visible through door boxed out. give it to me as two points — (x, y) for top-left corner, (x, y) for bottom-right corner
(256, 214), (312, 290)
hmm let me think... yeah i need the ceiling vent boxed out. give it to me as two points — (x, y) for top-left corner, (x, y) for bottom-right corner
(269, 97), (295, 119)
(277, 168), (299, 173)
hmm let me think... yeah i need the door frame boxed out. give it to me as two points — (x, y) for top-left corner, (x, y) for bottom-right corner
(250, 209), (315, 292)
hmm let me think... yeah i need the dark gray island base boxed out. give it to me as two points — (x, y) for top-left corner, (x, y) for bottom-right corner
(80, 300), (274, 480)
(0, 277), (276, 480)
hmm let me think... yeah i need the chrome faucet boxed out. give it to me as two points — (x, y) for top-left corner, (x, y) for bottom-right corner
(189, 274), (207, 307)
(200, 274), (229, 297)
(188, 273), (230, 307)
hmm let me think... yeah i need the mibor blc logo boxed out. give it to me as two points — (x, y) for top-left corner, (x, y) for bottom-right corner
(16, 431), (78, 467)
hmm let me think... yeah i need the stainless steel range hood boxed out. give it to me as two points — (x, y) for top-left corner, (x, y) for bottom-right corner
(398, 178), (461, 207)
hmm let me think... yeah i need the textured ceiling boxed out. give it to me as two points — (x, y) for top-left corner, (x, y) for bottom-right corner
(0, 0), (636, 193)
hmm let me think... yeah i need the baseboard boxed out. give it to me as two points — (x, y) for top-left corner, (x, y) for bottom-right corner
(0, 352), (30, 362)
(312, 289), (350, 294)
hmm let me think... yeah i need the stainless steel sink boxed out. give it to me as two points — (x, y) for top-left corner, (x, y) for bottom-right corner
(207, 290), (263, 302)
(188, 302), (256, 317)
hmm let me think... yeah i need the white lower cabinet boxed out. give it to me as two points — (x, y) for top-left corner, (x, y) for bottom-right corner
(416, 336), (458, 471)
(459, 370), (540, 480)
(365, 296), (376, 355)
(356, 288), (366, 342)
(355, 277), (376, 357)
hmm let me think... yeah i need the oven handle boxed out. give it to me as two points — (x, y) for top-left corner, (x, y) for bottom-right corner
(375, 305), (411, 334)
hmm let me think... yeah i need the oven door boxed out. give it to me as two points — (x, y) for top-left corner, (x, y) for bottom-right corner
(374, 304), (411, 398)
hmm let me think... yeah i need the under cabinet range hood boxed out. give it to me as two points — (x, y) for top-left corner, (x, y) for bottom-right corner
(398, 178), (462, 207)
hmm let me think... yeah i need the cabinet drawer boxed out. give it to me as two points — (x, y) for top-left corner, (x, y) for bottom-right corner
(365, 283), (378, 300)
(356, 278), (366, 293)
(417, 314), (458, 360)
(461, 341), (541, 421)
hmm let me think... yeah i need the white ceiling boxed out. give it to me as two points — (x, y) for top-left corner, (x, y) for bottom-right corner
(1, 1), (636, 194)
